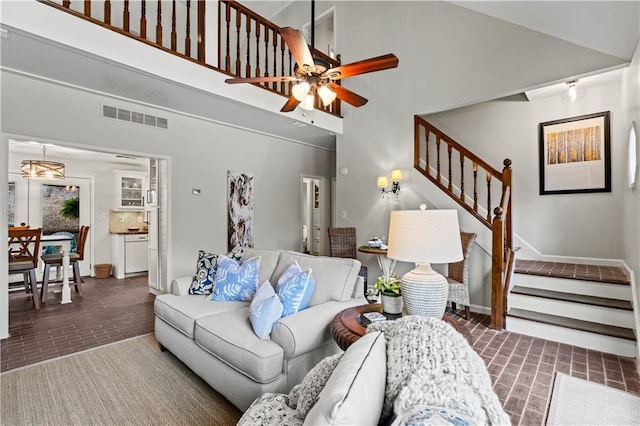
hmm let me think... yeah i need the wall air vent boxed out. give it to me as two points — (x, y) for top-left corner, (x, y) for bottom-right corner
(101, 104), (168, 130)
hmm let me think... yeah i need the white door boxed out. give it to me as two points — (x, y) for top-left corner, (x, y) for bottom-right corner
(26, 176), (92, 276)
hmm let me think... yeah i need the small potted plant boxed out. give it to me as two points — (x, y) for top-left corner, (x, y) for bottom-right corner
(374, 275), (403, 314)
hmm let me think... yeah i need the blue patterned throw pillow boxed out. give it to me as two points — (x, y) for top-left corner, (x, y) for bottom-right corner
(208, 255), (261, 301)
(249, 281), (284, 340)
(276, 261), (315, 317)
(188, 251), (219, 295)
(392, 400), (474, 426)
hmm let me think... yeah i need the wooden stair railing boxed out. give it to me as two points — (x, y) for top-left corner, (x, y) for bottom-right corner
(37, 0), (342, 116)
(414, 115), (512, 329)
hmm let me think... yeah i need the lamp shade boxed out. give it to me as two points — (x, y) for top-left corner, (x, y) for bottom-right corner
(377, 176), (388, 188)
(391, 169), (403, 181)
(387, 209), (463, 264)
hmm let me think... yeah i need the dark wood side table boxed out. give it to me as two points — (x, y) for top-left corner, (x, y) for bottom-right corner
(330, 303), (472, 351)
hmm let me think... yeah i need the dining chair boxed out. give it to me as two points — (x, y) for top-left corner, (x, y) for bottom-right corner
(41, 225), (90, 303)
(327, 227), (368, 295)
(8, 227), (43, 309)
(446, 231), (477, 320)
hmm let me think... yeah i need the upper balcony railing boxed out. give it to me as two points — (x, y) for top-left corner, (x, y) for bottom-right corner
(38, 0), (342, 116)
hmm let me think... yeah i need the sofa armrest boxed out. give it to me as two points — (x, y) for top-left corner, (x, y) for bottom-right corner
(271, 298), (367, 359)
(170, 276), (194, 296)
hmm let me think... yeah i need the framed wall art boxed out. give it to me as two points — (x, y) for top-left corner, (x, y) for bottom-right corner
(227, 170), (254, 251)
(539, 111), (611, 195)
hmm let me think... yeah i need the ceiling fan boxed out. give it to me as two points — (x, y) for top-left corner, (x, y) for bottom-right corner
(224, 2), (399, 113)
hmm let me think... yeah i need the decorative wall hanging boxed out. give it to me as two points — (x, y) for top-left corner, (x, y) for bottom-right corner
(539, 111), (611, 195)
(227, 170), (254, 251)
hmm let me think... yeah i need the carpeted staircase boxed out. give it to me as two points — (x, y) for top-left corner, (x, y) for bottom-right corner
(506, 259), (637, 357)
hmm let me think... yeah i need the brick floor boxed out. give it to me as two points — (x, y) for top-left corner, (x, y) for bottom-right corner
(451, 309), (640, 425)
(1, 274), (154, 372)
(2, 281), (638, 426)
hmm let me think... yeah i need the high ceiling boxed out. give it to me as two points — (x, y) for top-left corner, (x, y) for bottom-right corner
(2, 1), (639, 161)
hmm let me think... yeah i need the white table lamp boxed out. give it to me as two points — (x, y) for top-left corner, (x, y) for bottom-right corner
(387, 208), (463, 318)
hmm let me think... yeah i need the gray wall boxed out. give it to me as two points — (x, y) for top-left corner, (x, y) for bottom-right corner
(1, 71), (335, 285)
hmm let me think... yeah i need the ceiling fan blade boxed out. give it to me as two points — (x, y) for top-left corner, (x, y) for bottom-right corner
(280, 27), (316, 74)
(280, 96), (301, 112)
(327, 82), (368, 107)
(225, 76), (299, 84)
(322, 54), (399, 80)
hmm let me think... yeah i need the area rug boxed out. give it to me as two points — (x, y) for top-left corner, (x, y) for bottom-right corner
(546, 372), (640, 425)
(0, 334), (242, 425)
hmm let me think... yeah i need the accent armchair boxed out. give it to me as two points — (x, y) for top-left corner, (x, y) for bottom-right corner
(447, 231), (477, 320)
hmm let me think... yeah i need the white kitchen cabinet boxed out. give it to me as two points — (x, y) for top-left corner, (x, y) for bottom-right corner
(115, 171), (147, 209)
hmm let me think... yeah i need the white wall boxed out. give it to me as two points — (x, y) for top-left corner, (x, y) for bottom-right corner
(426, 80), (625, 259)
(621, 40), (640, 363)
(1, 71), (335, 337)
(329, 0), (633, 289)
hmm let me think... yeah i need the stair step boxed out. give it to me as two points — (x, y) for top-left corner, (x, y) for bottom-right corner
(507, 308), (636, 341)
(511, 286), (633, 311)
(515, 259), (630, 285)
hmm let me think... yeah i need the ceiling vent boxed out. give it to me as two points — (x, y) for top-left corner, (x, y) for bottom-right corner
(102, 104), (168, 130)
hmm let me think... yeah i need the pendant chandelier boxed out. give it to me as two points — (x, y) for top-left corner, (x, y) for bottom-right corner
(21, 145), (65, 180)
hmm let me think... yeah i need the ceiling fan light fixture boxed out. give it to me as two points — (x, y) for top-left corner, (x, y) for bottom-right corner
(300, 93), (315, 111)
(318, 85), (337, 106)
(292, 81), (311, 102)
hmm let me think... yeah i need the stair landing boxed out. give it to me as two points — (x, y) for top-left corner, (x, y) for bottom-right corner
(515, 259), (630, 285)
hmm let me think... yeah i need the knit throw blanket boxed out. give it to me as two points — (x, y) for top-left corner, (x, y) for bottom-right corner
(368, 316), (511, 425)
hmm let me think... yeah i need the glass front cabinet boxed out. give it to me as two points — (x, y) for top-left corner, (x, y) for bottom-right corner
(115, 171), (147, 209)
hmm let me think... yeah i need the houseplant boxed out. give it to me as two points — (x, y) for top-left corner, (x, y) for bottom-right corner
(374, 275), (403, 314)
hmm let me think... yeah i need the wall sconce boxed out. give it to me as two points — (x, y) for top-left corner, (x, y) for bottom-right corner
(377, 169), (403, 202)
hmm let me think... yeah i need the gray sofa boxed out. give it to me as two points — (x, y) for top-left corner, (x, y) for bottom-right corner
(153, 248), (366, 411)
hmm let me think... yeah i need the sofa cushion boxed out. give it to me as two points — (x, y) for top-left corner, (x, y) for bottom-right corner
(194, 307), (284, 383)
(250, 281), (284, 340)
(154, 294), (248, 338)
(208, 256), (260, 302)
(276, 261), (315, 317)
(272, 252), (360, 305)
(188, 250), (219, 295)
(303, 331), (386, 425)
(240, 248), (282, 285)
(291, 353), (343, 418)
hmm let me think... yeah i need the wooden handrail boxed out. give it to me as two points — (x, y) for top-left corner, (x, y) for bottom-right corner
(37, 0), (342, 116)
(414, 115), (513, 329)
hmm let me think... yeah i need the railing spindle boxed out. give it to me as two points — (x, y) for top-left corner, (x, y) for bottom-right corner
(63, 0), (70, 8)
(197, 0), (205, 62)
(83, 0), (90, 17)
(447, 144), (453, 191)
(123, 0), (130, 32)
(156, 1), (163, 45)
(245, 15), (251, 77)
(263, 25), (269, 84)
(104, 1), (111, 25)
(280, 35), (286, 93)
(185, 0), (192, 57)
(272, 29), (277, 90)
(140, 1), (147, 39)
(459, 154), (465, 201)
(472, 162), (478, 210)
(235, 9), (241, 75)
(171, 0), (177, 51)
(486, 171), (492, 222)
(436, 136), (442, 184)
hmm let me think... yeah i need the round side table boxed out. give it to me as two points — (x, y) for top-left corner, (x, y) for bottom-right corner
(330, 304), (472, 351)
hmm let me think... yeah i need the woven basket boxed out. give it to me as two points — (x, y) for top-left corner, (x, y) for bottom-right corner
(95, 263), (112, 279)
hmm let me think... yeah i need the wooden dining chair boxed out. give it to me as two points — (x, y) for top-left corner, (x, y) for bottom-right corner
(8, 227), (43, 309)
(41, 225), (90, 303)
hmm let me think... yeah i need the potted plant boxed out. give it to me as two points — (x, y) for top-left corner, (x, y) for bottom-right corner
(374, 275), (403, 314)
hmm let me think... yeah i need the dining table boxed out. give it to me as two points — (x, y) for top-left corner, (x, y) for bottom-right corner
(40, 234), (74, 304)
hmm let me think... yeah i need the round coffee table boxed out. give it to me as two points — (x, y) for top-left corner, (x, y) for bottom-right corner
(330, 303), (472, 351)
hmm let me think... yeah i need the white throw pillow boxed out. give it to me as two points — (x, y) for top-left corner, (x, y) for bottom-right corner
(303, 331), (386, 425)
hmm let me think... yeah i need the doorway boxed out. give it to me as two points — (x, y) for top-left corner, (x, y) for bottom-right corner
(301, 175), (326, 255)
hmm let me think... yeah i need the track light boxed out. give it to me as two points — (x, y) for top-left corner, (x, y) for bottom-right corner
(567, 80), (578, 103)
